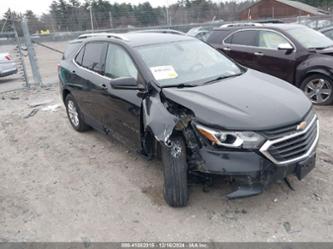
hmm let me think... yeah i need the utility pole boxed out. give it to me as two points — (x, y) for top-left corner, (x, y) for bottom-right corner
(89, 6), (94, 31)
(21, 18), (42, 86)
(109, 11), (113, 29)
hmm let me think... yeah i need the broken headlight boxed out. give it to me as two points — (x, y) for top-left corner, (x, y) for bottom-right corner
(195, 124), (265, 149)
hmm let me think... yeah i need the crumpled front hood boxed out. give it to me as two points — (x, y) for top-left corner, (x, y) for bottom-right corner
(162, 69), (312, 131)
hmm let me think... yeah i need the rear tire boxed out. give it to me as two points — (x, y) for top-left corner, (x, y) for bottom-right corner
(301, 74), (333, 105)
(161, 135), (189, 207)
(65, 94), (90, 132)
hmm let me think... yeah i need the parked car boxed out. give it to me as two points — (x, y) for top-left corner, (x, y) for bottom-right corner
(187, 27), (211, 41)
(207, 23), (333, 105)
(296, 18), (332, 30)
(0, 53), (17, 77)
(59, 32), (318, 207)
(320, 26), (333, 40)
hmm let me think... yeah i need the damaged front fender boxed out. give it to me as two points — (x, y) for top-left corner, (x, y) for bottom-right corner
(142, 93), (180, 145)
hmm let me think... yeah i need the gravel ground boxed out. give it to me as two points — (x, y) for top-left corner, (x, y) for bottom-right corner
(0, 86), (332, 242)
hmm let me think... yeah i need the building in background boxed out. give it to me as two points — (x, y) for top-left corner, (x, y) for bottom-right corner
(240, 0), (329, 20)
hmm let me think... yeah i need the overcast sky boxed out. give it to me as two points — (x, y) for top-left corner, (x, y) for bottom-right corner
(0, 0), (186, 16)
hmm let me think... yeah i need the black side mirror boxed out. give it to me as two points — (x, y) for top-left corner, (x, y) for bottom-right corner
(110, 77), (143, 90)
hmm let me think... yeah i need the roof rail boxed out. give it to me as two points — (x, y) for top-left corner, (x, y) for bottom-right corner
(106, 33), (129, 41)
(77, 32), (129, 41)
(220, 23), (263, 28)
(130, 29), (186, 35)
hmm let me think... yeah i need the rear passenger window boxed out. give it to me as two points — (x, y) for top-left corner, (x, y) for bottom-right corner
(225, 30), (258, 47)
(207, 30), (230, 44)
(81, 42), (107, 74)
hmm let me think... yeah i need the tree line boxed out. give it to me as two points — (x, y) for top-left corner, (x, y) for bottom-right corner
(1, 0), (333, 34)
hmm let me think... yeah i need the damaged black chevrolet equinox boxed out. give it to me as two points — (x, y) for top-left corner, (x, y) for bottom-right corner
(58, 32), (319, 207)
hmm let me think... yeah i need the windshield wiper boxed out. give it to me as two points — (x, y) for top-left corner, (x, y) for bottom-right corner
(202, 73), (243, 85)
(162, 83), (198, 88)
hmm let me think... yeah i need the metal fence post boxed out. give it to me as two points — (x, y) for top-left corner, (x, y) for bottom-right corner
(12, 22), (29, 88)
(21, 18), (42, 86)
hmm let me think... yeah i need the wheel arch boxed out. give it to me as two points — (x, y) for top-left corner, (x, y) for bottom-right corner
(296, 63), (333, 88)
(140, 94), (192, 159)
(304, 69), (331, 80)
(62, 88), (71, 103)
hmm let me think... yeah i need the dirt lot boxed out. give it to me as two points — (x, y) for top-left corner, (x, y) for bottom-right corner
(1, 41), (333, 242)
(0, 85), (332, 242)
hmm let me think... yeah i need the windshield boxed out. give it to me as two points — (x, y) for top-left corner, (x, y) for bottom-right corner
(287, 27), (333, 49)
(136, 40), (242, 87)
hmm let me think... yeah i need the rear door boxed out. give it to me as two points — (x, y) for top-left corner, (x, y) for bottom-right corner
(223, 30), (260, 70)
(256, 30), (296, 82)
(70, 41), (108, 126)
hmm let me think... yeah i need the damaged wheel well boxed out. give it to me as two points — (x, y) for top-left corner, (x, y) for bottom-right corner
(141, 92), (204, 170)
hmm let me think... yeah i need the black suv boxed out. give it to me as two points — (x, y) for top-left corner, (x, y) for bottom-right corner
(59, 32), (318, 207)
(207, 23), (333, 105)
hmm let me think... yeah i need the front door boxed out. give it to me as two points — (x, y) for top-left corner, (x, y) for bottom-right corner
(256, 30), (296, 83)
(100, 43), (142, 148)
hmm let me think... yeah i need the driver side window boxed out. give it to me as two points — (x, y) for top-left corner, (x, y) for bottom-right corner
(259, 31), (291, 50)
(105, 43), (138, 80)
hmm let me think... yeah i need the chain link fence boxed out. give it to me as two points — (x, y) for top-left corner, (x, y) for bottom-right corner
(1, 14), (331, 45)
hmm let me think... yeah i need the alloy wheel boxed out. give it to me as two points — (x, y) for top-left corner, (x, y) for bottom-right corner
(304, 78), (332, 104)
(67, 100), (79, 127)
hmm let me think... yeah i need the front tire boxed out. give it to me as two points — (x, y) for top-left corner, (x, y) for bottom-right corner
(301, 74), (333, 105)
(161, 135), (189, 207)
(65, 94), (90, 132)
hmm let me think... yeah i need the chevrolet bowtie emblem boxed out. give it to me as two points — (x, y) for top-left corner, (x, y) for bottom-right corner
(297, 121), (307, 131)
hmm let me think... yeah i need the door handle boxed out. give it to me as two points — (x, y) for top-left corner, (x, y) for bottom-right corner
(223, 47), (231, 51)
(72, 70), (76, 74)
(254, 52), (264, 56)
(101, 84), (108, 90)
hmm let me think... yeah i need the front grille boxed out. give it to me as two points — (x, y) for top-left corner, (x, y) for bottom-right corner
(262, 110), (315, 140)
(260, 115), (319, 165)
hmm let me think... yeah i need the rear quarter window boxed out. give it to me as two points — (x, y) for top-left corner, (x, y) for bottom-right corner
(63, 42), (82, 60)
(75, 46), (85, 65)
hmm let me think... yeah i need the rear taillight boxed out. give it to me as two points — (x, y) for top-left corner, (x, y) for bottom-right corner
(5, 55), (12, 61)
